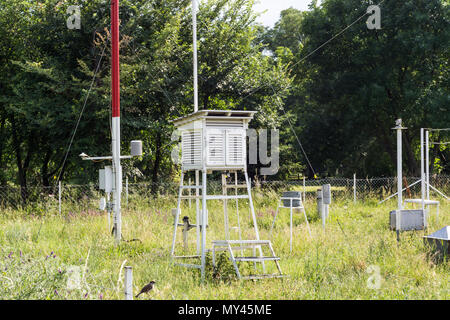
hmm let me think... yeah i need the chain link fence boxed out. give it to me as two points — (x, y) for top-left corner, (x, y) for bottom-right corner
(0, 175), (449, 213)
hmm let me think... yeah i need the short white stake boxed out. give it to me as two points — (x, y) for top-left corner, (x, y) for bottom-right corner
(124, 266), (133, 300)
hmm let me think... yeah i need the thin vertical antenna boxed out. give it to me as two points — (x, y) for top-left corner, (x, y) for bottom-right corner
(192, 0), (198, 112)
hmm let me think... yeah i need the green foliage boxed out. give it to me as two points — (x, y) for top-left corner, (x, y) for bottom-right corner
(0, 0), (291, 193)
(0, 0), (448, 192)
(263, 0), (449, 178)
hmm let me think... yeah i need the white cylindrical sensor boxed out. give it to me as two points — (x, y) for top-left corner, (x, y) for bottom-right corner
(130, 140), (143, 157)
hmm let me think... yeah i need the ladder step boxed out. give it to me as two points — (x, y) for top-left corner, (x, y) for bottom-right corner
(173, 255), (201, 259)
(242, 274), (287, 280)
(224, 184), (247, 189)
(174, 263), (202, 269)
(180, 186), (203, 190)
(207, 246), (259, 252)
(206, 195), (249, 200)
(213, 240), (271, 246)
(234, 256), (280, 262)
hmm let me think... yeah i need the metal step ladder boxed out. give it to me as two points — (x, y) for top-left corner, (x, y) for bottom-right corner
(212, 240), (285, 280)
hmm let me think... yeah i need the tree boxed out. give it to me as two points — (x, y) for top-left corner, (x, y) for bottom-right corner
(0, 0), (292, 195)
(265, 0), (449, 177)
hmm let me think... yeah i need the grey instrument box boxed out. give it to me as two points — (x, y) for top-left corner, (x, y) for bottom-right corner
(389, 210), (426, 231)
(282, 191), (301, 207)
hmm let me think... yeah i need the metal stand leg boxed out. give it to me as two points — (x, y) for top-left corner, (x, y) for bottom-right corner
(244, 171), (265, 273)
(268, 242), (283, 276)
(201, 170), (207, 282)
(196, 171), (200, 255)
(235, 171), (243, 256)
(228, 244), (241, 280)
(170, 172), (184, 257)
(222, 174), (230, 240)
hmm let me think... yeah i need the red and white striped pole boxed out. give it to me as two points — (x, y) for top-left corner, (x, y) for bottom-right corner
(111, 0), (122, 243)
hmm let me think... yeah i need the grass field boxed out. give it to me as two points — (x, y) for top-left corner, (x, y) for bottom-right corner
(0, 190), (448, 300)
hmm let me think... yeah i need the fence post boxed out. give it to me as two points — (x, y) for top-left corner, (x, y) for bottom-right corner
(124, 266), (133, 300)
(58, 181), (62, 216)
(353, 173), (356, 203)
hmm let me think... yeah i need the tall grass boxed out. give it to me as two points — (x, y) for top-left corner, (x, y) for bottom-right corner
(0, 191), (448, 300)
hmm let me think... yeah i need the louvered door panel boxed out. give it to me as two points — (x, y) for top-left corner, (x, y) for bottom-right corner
(226, 129), (245, 166)
(182, 130), (202, 166)
(206, 129), (225, 166)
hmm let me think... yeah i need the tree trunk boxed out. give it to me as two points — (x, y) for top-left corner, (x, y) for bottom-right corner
(0, 115), (6, 186)
(42, 147), (51, 188)
(403, 131), (418, 176)
(11, 115), (34, 204)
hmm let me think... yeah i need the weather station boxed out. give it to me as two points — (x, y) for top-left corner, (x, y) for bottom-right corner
(79, 0), (142, 244)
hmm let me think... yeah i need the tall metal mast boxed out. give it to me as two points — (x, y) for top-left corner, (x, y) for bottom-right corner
(111, 0), (122, 243)
(193, 0), (198, 113)
(81, 1), (143, 243)
(192, 0), (201, 254)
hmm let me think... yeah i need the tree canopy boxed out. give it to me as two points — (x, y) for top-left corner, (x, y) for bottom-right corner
(0, 0), (448, 200)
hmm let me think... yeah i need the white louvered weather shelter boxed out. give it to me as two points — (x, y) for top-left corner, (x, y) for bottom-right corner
(175, 110), (254, 171)
(170, 110), (284, 281)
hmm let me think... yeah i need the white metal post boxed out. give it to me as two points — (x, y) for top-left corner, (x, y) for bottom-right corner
(235, 171), (243, 255)
(112, 117), (122, 244)
(192, 0), (200, 255)
(421, 128), (425, 215)
(222, 174), (230, 240)
(124, 266), (133, 300)
(353, 173), (356, 204)
(111, 0), (122, 245)
(58, 180), (62, 216)
(201, 170), (207, 282)
(394, 119), (405, 237)
(196, 170), (200, 254)
(396, 122), (403, 211)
